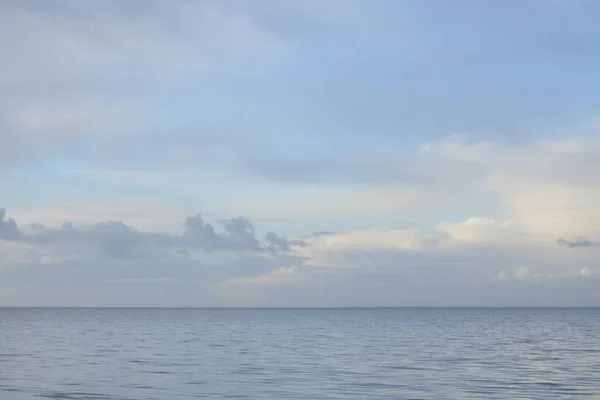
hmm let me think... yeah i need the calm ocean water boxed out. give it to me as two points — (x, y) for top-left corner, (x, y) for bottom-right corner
(1, 308), (600, 399)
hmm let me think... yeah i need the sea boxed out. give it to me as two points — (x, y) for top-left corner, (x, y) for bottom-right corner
(1, 307), (599, 399)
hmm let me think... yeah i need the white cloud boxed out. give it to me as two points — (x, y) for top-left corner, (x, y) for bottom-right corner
(12, 202), (188, 233)
(2, 2), (599, 307)
(419, 134), (495, 163)
(413, 135), (600, 241)
(498, 265), (597, 281)
(437, 217), (531, 246)
(224, 266), (300, 286)
(5, 134), (600, 287)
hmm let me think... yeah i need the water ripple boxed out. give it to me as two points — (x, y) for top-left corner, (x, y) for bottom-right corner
(1, 308), (600, 399)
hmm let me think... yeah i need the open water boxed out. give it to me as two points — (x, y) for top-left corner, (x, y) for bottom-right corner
(1, 308), (600, 399)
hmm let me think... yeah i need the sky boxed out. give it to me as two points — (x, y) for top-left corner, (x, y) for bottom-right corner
(1, 0), (600, 306)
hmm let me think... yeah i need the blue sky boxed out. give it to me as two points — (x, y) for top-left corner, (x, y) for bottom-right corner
(1, 0), (600, 306)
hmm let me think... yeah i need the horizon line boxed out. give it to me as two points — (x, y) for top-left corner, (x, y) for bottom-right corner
(2, 306), (600, 309)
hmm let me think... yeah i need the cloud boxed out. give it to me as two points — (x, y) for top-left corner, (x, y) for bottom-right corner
(215, 266), (306, 305)
(13, 202), (190, 233)
(218, 135), (600, 236)
(183, 214), (235, 252)
(308, 226), (448, 252)
(242, 152), (421, 185)
(4, 135), (600, 305)
(106, 277), (179, 284)
(437, 217), (529, 246)
(0, 208), (20, 240)
(3, 207), (306, 260)
(225, 266), (300, 286)
(0, 1), (284, 89)
(87, 221), (174, 259)
(556, 236), (598, 248)
(304, 231), (337, 238)
(498, 266), (597, 281)
(183, 214), (308, 253)
(0, 0), (287, 167)
(219, 216), (262, 251)
(2, 2), (600, 307)
(26, 220), (165, 260)
(3, 204), (600, 306)
(264, 231), (309, 253)
(294, 212), (598, 291)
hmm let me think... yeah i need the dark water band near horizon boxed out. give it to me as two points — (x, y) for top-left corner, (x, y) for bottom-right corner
(2, 307), (600, 399)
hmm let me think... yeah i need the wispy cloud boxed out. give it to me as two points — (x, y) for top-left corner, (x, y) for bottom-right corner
(1, 1), (600, 306)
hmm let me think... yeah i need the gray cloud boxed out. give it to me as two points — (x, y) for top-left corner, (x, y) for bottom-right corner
(86, 221), (176, 259)
(220, 217), (262, 251)
(3, 205), (599, 306)
(243, 152), (429, 186)
(25, 220), (175, 259)
(183, 214), (267, 252)
(29, 222), (45, 231)
(302, 231), (337, 238)
(3, 207), (307, 259)
(264, 231), (309, 253)
(182, 215), (310, 254)
(183, 214), (229, 252)
(0, 208), (20, 240)
(556, 236), (598, 248)
(79, 221), (143, 259)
